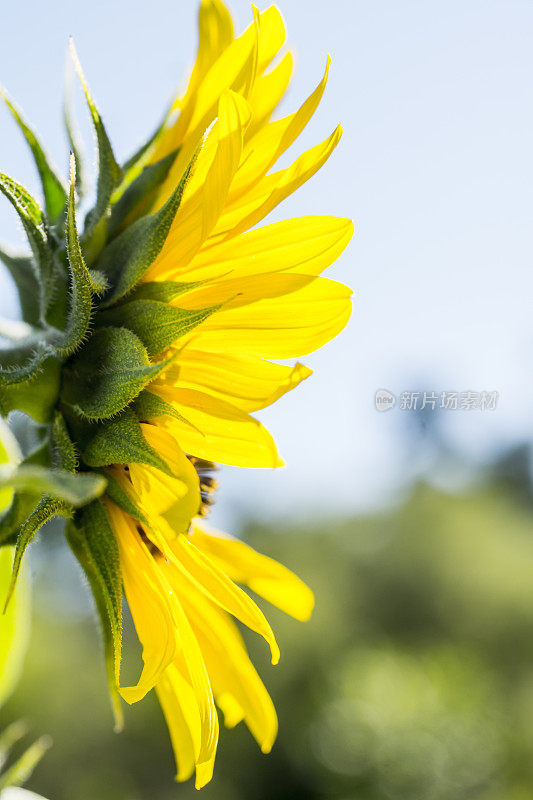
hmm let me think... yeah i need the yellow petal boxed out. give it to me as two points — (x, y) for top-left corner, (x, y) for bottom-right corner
(149, 386), (284, 468)
(147, 91), (251, 278)
(153, 13), (259, 203)
(256, 5), (286, 73)
(128, 424), (200, 534)
(176, 271), (321, 311)
(229, 57), (330, 203)
(247, 51), (294, 138)
(213, 125), (343, 239)
(180, 275), (352, 359)
(111, 503), (218, 764)
(181, 584), (278, 753)
(192, 521), (315, 621)
(202, 91), (252, 238)
(156, 665), (202, 784)
(178, 215), (354, 283)
(166, 533), (280, 664)
(167, 595), (219, 771)
(107, 503), (179, 703)
(150, 0), (235, 164)
(189, 0), (235, 96)
(160, 347), (312, 412)
(158, 661), (218, 791)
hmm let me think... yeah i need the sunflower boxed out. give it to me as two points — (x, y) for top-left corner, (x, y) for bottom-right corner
(0, 0), (352, 789)
(99, 2), (353, 469)
(106, 470), (313, 787)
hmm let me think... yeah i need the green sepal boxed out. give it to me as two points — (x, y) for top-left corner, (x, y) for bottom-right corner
(0, 493), (40, 547)
(81, 408), (171, 474)
(126, 279), (205, 303)
(50, 411), (77, 471)
(4, 497), (71, 611)
(66, 500), (123, 731)
(0, 247), (41, 325)
(134, 389), (198, 431)
(0, 87), (67, 222)
(61, 327), (166, 420)
(53, 158), (93, 356)
(0, 355), (60, 424)
(0, 733), (51, 791)
(99, 468), (149, 527)
(88, 269), (108, 295)
(0, 174), (53, 314)
(108, 149), (178, 239)
(98, 149), (197, 306)
(96, 299), (218, 357)
(69, 39), (122, 231)
(64, 56), (85, 200)
(0, 341), (51, 388)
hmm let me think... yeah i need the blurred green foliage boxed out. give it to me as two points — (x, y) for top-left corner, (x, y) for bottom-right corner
(2, 458), (533, 800)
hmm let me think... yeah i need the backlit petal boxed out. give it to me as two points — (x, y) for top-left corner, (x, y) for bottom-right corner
(150, 386), (284, 468)
(178, 216), (354, 282)
(229, 57), (331, 203)
(147, 91), (251, 278)
(247, 51), (294, 137)
(107, 503), (179, 702)
(160, 347), (312, 412)
(213, 125), (343, 239)
(192, 521), (315, 621)
(181, 585), (278, 752)
(128, 424), (201, 533)
(180, 275), (352, 359)
(165, 533), (280, 664)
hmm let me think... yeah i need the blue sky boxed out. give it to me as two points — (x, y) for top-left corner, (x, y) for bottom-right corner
(0, 0), (531, 528)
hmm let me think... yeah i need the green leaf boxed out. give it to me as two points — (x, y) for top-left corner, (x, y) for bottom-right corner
(66, 500), (123, 730)
(61, 327), (166, 420)
(108, 149), (178, 239)
(0, 87), (67, 222)
(81, 408), (170, 474)
(0, 355), (60, 422)
(69, 39), (122, 230)
(0, 247), (41, 326)
(53, 157), (93, 356)
(96, 299), (218, 357)
(0, 175), (53, 314)
(0, 547), (30, 708)
(98, 148), (197, 305)
(0, 465), (106, 507)
(4, 497), (70, 612)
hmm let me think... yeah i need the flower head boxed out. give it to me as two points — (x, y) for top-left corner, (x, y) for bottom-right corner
(0, 0), (352, 787)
